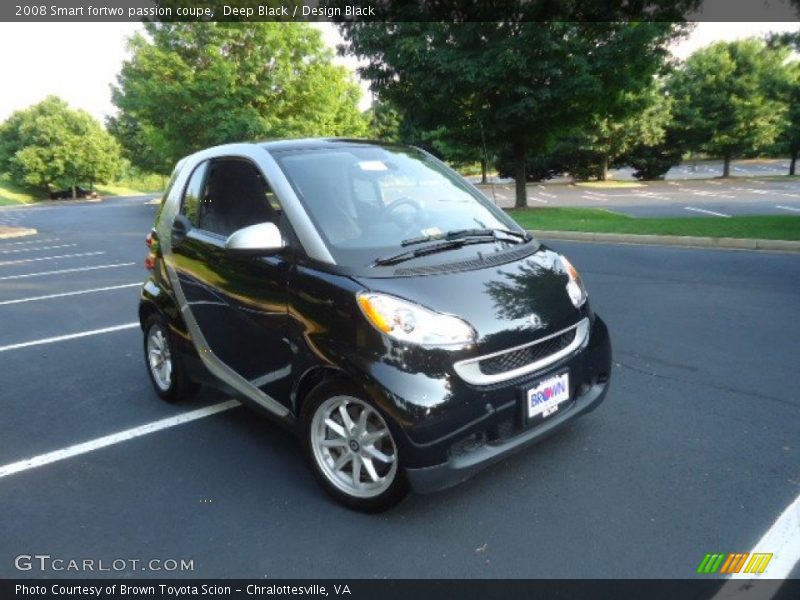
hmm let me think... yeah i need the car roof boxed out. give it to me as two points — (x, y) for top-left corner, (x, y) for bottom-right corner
(259, 137), (398, 152)
(177, 138), (415, 167)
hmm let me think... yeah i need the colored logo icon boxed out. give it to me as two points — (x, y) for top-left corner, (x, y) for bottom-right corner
(697, 553), (773, 575)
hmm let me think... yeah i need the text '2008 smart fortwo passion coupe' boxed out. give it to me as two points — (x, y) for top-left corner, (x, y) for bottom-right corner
(139, 139), (612, 511)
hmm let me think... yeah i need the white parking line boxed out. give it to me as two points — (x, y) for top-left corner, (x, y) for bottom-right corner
(0, 262), (135, 281)
(0, 251), (104, 267)
(0, 238), (60, 247)
(0, 243), (76, 255)
(685, 206), (731, 218)
(776, 205), (800, 213)
(730, 492), (800, 580)
(0, 400), (241, 479)
(0, 283), (141, 306)
(712, 494), (800, 600)
(0, 323), (139, 353)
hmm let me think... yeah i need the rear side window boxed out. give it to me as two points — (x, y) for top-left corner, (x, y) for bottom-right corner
(196, 159), (278, 237)
(181, 161), (208, 228)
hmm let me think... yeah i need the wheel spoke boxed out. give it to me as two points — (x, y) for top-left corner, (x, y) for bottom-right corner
(355, 408), (368, 437)
(362, 456), (380, 482)
(361, 429), (388, 445)
(332, 452), (352, 472)
(324, 418), (346, 439)
(351, 454), (362, 488)
(338, 403), (355, 434)
(320, 438), (347, 448)
(364, 444), (394, 464)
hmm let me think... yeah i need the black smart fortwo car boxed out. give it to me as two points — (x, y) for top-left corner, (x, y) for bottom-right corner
(139, 139), (612, 511)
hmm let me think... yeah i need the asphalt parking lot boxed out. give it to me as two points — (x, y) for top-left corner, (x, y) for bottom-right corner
(481, 177), (800, 218)
(0, 196), (798, 581)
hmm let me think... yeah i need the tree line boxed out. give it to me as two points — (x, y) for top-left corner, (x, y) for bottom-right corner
(346, 23), (800, 207)
(0, 21), (797, 205)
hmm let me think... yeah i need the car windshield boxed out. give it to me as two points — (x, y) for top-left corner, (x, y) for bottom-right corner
(272, 144), (523, 267)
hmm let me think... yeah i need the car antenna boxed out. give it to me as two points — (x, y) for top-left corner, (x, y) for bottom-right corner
(478, 119), (497, 205)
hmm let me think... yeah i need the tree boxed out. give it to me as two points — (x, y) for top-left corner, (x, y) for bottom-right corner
(781, 61), (800, 176)
(587, 84), (675, 180)
(0, 96), (122, 197)
(365, 99), (402, 142)
(669, 39), (790, 177)
(110, 22), (368, 173)
(767, 37), (800, 176)
(624, 127), (684, 181)
(340, 20), (690, 207)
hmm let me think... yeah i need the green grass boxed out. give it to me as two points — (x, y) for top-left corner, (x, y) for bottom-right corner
(0, 174), (163, 204)
(96, 170), (165, 197)
(508, 207), (800, 241)
(0, 176), (36, 205)
(94, 183), (162, 197)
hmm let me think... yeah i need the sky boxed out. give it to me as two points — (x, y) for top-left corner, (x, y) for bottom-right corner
(0, 21), (797, 124)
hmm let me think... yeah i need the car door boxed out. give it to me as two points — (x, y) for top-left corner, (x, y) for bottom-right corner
(169, 157), (294, 404)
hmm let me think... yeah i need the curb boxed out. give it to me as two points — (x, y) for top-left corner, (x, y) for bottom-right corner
(0, 226), (37, 240)
(530, 230), (800, 253)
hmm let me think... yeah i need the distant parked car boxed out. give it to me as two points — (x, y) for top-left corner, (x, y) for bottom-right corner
(49, 186), (99, 200)
(139, 138), (612, 511)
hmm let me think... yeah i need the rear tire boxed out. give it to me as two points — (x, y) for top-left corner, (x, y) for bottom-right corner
(143, 314), (198, 402)
(301, 379), (409, 512)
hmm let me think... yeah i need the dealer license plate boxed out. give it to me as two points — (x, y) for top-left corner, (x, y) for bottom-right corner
(526, 372), (570, 420)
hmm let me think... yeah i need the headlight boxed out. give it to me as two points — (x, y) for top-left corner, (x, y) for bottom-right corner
(560, 256), (588, 308)
(357, 292), (475, 347)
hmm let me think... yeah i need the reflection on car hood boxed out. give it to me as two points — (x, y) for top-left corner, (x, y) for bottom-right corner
(354, 246), (583, 354)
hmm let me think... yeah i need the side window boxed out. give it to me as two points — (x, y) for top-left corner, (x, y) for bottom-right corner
(198, 159), (279, 237)
(181, 162), (208, 227)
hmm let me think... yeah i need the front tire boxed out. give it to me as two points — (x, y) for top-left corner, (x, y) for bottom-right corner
(143, 314), (198, 402)
(301, 379), (409, 512)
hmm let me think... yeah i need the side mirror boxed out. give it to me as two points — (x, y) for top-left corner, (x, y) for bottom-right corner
(225, 222), (285, 255)
(171, 214), (193, 248)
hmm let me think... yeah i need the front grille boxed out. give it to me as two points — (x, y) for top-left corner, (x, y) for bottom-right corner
(478, 328), (577, 376)
(453, 318), (589, 386)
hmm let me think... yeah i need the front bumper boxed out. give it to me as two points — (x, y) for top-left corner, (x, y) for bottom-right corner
(367, 314), (613, 494)
(405, 376), (609, 493)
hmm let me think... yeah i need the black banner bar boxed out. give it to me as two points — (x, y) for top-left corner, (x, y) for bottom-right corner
(3, 579), (800, 600)
(1, 0), (799, 23)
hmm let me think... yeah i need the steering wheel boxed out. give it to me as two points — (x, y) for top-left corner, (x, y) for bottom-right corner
(384, 197), (423, 230)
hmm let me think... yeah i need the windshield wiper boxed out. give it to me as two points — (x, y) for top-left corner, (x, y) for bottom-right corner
(401, 227), (530, 247)
(373, 237), (500, 267)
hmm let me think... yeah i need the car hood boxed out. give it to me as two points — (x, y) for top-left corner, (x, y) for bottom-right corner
(353, 245), (584, 355)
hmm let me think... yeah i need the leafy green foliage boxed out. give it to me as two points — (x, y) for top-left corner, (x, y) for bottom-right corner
(772, 55), (800, 175)
(341, 21), (688, 206)
(0, 96), (122, 195)
(669, 39), (790, 176)
(110, 23), (368, 173)
(494, 83), (677, 182)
